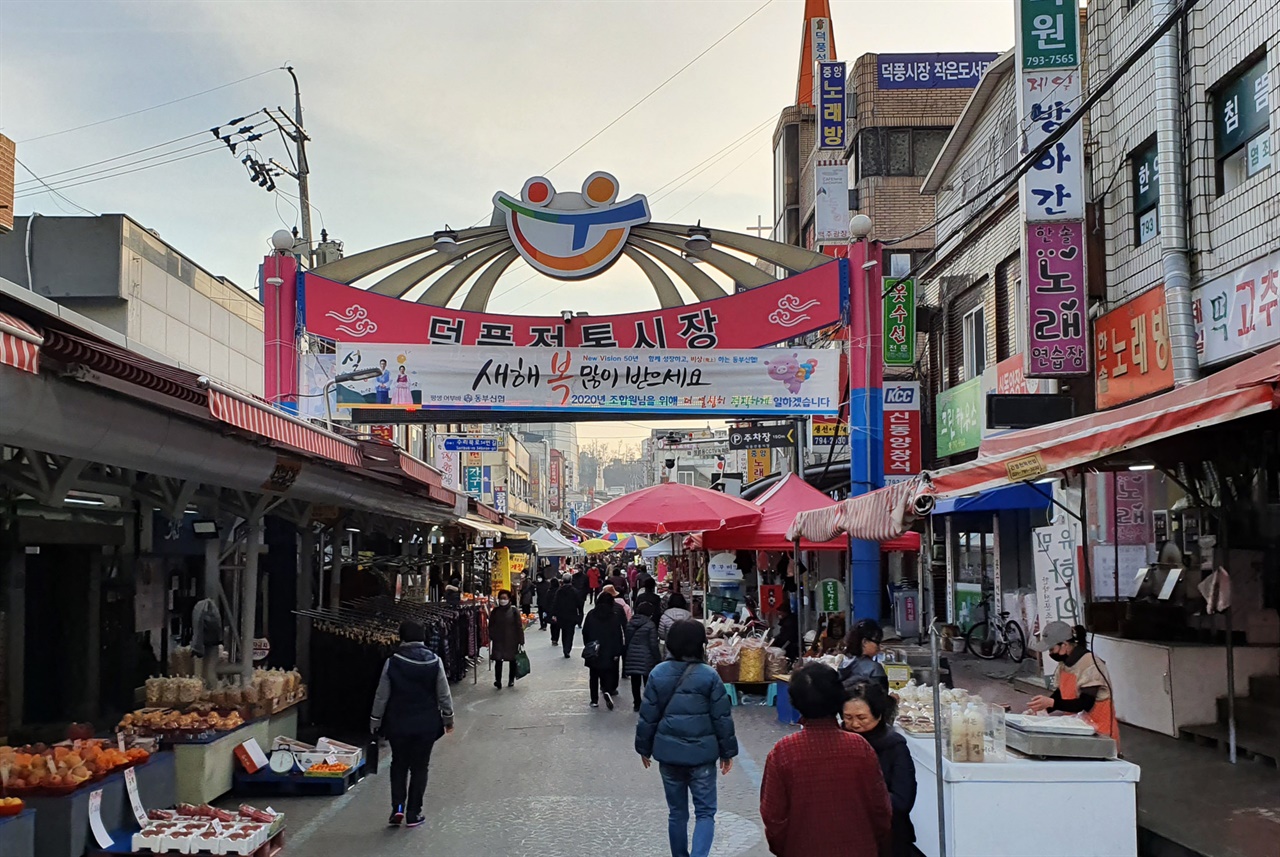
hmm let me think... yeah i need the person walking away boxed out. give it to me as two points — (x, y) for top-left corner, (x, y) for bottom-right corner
(1026, 622), (1121, 744)
(759, 663), (890, 856)
(659, 592), (692, 643)
(635, 619), (738, 857)
(842, 680), (919, 857)
(572, 566), (589, 604)
(443, 575), (461, 607)
(609, 566), (630, 602)
(519, 576), (535, 618)
(548, 575), (564, 647)
(550, 573), (583, 657)
(370, 620), (455, 829)
(624, 600), (662, 711)
(771, 600), (800, 663)
(488, 590), (525, 689)
(587, 564), (602, 603)
(602, 584), (632, 621)
(582, 591), (626, 709)
(536, 572), (554, 631)
(838, 618), (889, 693)
(635, 577), (662, 622)
(627, 563), (640, 600)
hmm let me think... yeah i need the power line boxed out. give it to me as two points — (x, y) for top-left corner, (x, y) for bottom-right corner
(541, 0), (776, 178)
(14, 146), (225, 198)
(16, 69), (281, 144)
(13, 130), (210, 187)
(667, 142), (767, 219)
(15, 139), (225, 190)
(14, 157), (97, 216)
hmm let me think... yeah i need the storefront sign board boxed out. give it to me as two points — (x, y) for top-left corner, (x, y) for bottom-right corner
(876, 53), (999, 89)
(883, 381), (922, 483)
(817, 62), (846, 149)
(883, 277), (915, 366)
(1025, 221), (1089, 377)
(936, 376), (982, 458)
(1094, 285), (1173, 409)
(1192, 248), (1280, 366)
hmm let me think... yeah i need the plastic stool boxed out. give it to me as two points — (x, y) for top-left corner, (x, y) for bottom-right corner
(723, 683), (739, 706)
(766, 683), (778, 706)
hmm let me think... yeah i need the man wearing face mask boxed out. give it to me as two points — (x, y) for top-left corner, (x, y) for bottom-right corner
(488, 589), (525, 689)
(1027, 622), (1120, 745)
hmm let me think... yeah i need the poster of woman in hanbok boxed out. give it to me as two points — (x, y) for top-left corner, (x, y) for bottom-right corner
(391, 364), (413, 405)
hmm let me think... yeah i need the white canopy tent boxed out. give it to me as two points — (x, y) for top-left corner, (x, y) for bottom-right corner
(530, 527), (584, 557)
(641, 535), (678, 558)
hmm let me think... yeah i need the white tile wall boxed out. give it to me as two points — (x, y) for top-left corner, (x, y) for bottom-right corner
(120, 253), (264, 394)
(1090, 0), (1280, 304)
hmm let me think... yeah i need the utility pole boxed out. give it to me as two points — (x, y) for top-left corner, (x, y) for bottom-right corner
(285, 66), (314, 269)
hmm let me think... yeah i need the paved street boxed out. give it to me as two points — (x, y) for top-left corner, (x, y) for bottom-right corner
(273, 630), (789, 857)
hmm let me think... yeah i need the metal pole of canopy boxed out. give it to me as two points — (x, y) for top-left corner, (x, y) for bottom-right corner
(927, 513), (947, 857)
(241, 515), (262, 685)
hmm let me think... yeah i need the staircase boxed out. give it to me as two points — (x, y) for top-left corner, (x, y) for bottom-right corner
(1178, 674), (1280, 767)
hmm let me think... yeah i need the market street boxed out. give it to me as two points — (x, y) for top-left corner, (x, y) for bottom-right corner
(270, 634), (784, 857)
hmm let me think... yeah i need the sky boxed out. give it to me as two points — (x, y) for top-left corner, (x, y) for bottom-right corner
(1, 0), (1012, 449)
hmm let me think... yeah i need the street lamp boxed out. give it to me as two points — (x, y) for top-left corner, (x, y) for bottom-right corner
(325, 367), (382, 430)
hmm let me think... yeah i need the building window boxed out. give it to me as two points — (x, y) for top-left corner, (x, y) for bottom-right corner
(963, 305), (986, 380)
(677, 470), (695, 486)
(857, 128), (951, 180)
(1132, 137), (1159, 245)
(1215, 54), (1271, 195)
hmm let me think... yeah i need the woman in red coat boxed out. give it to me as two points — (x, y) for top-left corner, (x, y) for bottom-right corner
(759, 663), (891, 856)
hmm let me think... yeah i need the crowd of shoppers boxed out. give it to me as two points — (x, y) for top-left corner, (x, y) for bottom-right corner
(372, 558), (918, 857)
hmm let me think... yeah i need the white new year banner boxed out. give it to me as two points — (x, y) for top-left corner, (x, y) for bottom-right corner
(334, 345), (840, 416)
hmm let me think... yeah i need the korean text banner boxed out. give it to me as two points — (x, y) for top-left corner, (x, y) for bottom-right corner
(817, 62), (846, 149)
(334, 345), (840, 416)
(882, 277), (915, 366)
(883, 381), (922, 484)
(1019, 68), (1085, 222)
(1192, 248), (1280, 367)
(936, 376), (982, 458)
(876, 53), (999, 89)
(1026, 222), (1089, 377)
(303, 262), (845, 348)
(1094, 285), (1173, 409)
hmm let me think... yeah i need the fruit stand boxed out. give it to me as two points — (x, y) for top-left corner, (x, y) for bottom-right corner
(22, 751), (176, 857)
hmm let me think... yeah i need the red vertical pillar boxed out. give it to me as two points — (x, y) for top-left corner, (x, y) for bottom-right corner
(262, 252), (299, 412)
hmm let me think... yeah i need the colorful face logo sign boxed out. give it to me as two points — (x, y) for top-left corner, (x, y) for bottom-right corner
(492, 172), (651, 280)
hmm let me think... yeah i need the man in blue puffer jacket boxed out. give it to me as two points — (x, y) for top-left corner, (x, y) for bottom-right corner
(635, 619), (738, 857)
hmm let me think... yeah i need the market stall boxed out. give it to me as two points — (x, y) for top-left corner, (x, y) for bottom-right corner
(87, 801), (285, 857)
(0, 806), (34, 857)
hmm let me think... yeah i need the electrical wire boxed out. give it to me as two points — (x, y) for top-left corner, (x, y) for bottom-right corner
(541, 0), (776, 177)
(16, 69), (281, 144)
(14, 157), (97, 216)
(666, 142), (767, 219)
(15, 139), (226, 191)
(14, 146), (225, 198)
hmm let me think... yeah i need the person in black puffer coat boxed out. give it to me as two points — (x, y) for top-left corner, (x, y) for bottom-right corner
(550, 573), (583, 656)
(842, 679), (919, 857)
(623, 600), (661, 711)
(582, 591), (626, 709)
(635, 619), (738, 857)
(369, 620), (455, 828)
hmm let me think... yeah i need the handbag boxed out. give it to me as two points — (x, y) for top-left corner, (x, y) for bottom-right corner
(581, 641), (601, 663)
(514, 648), (531, 680)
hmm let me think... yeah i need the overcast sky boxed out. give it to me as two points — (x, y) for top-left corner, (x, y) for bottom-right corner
(2, 0), (1011, 447)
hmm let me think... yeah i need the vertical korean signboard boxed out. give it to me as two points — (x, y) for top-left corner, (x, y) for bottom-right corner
(1016, 0), (1089, 378)
(548, 452), (562, 512)
(883, 278), (915, 366)
(747, 448), (772, 482)
(883, 381), (922, 484)
(814, 160), (850, 244)
(817, 61), (846, 150)
(1094, 285), (1173, 409)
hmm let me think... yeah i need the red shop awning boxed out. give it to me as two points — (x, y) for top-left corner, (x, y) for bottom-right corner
(0, 312), (42, 375)
(881, 531), (921, 553)
(203, 382), (362, 468)
(703, 474), (846, 552)
(930, 343), (1280, 499)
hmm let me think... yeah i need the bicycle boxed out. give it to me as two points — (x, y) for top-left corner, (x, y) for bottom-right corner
(964, 602), (1027, 662)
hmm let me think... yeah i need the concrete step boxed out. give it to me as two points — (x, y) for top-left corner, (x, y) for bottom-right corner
(1178, 720), (1280, 768)
(1215, 695), (1280, 732)
(1250, 674), (1280, 705)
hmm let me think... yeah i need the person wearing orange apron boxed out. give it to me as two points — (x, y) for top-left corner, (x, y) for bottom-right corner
(1027, 621), (1121, 747)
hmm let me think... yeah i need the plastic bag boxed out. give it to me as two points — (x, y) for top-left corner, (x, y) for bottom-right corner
(514, 649), (531, 681)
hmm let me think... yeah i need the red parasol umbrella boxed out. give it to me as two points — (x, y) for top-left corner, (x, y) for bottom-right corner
(577, 483), (762, 535)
